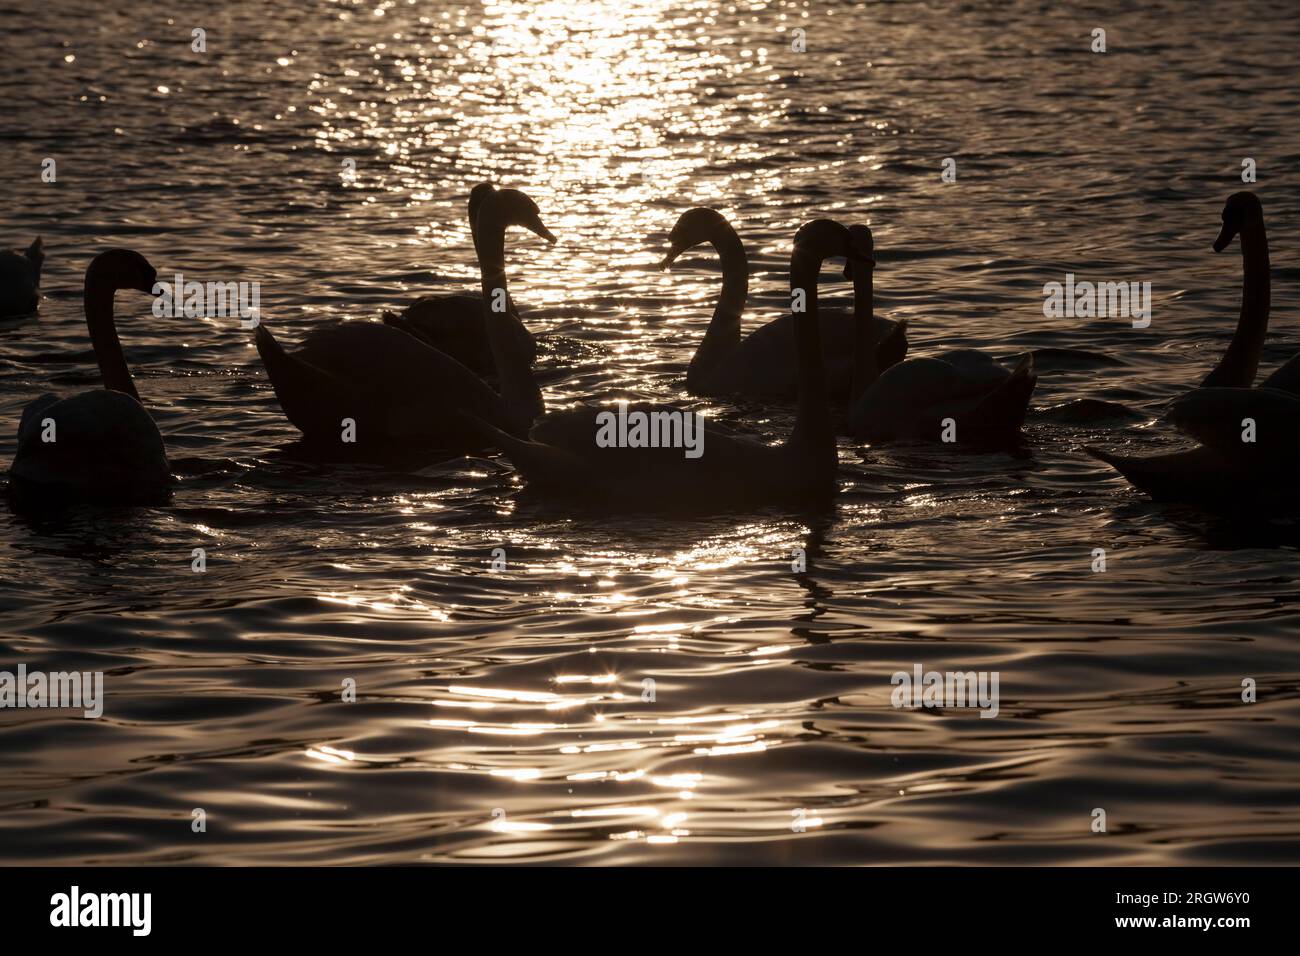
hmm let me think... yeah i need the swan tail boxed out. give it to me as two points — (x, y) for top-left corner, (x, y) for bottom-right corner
(875, 318), (909, 372)
(1086, 444), (1257, 504)
(967, 354), (1036, 435)
(460, 412), (588, 489)
(255, 324), (360, 438)
(25, 238), (43, 283)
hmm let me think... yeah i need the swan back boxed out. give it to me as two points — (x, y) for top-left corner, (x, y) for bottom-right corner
(0, 239), (43, 316)
(10, 390), (170, 503)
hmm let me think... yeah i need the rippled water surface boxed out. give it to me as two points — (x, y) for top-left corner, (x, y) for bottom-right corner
(2, 0), (1300, 864)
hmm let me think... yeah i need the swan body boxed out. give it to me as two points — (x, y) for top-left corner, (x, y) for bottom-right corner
(1090, 192), (1292, 503)
(850, 352), (1036, 442)
(468, 219), (870, 510)
(382, 184), (537, 375)
(661, 208), (906, 401)
(0, 238), (44, 317)
(8, 248), (170, 504)
(843, 228), (1036, 444)
(257, 188), (553, 448)
(384, 292), (535, 377)
(256, 320), (516, 446)
(12, 391), (168, 502)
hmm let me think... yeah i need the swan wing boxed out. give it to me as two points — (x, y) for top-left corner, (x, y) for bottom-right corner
(1259, 353), (1300, 396)
(10, 390), (170, 500)
(267, 322), (510, 444)
(384, 293), (536, 374)
(709, 311), (901, 400)
(1165, 386), (1300, 459)
(851, 357), (1000, 440)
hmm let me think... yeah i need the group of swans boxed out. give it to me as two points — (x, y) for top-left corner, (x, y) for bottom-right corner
(4, 187), (1284, 513)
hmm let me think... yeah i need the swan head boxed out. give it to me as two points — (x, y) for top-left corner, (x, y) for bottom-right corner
(1213, 191), (1263, 252)
(87, 248), (158, 294)
(480, 188), (557, 244)
(659, 207), (730, 269)
(793, 219), (864, 271)
(467, 183), (496, 232)
(843, 224), (876, 279)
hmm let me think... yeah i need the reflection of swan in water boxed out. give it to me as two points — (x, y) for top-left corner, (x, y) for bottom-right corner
(255, 188), (554, 449)
(9, 249), (171, 504)
(1088, 192), (1298, 504)
(847, 224), (1035, 443)
(0, 238), (44, 317)
(659, 208), (907, 400)
(383, 183), (537, 377)
(466, 219), (871, 510)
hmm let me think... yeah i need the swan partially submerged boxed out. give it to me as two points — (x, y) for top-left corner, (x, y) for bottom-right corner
(256, 188), (553, 449)
(9, 249), (170, 504)
(0, 238), (44, 317)
(466, 219), (870, 510)
(382, 183), (537, 376)
(1088, 192), (1295, 505)
(660, 208), (907, 401)
(846, 224), (1036, 443)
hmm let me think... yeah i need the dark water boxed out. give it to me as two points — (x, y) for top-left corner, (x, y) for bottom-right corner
(2, 0), (1299, 864)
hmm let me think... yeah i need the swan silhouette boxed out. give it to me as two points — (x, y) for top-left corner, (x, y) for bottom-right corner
(660, 208), (907, 400)
(0, 238), (44, 317)
(464, 219), (869, 509)
(847, 224), (1036, 443)
(9, 249), (170, 503)
(383, 183), (538, 377)
(1088, 192), (1294, 502)
(1198, 191), (1271, 388)
(255, 188), (553, 448)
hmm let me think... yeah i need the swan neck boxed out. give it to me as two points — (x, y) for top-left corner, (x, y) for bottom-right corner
(84, 276), (139, 400)
(786, 253), (833, 467)
(475, 208), (542, 428)
(686, 226), (747, 389)
(1202, 217), (1270, 388)
(850, 268), (876, 402)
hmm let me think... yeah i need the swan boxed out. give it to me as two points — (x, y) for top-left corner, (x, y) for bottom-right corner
(0, 238), (44, 317)
(846, 224), (1036, 443)
(1085, 384), (1300, 503)
(8, 249), (170, 504)
(382, 183), (538, 376)
(463, 219), (870, 509)
(1087, 192), (1292, 503)
(255, 188), (553, 448)
(659, 208), (907, 401)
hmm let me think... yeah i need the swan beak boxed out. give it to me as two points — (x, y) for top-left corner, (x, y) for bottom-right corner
(527, 219), (558, 244)
(1212, 223), (1235, 253)
(659, 243), (687, 271)
(136, 269), (159, 294)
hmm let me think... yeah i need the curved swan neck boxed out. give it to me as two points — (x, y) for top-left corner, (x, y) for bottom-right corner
(686, 225), (748, 389)
(786, 252), (833, 467)
(1202, 216), (1270, 388)
(84, 274), (139, 400)
(475, 204), (542, 428)
(850, 266), (876, 402)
